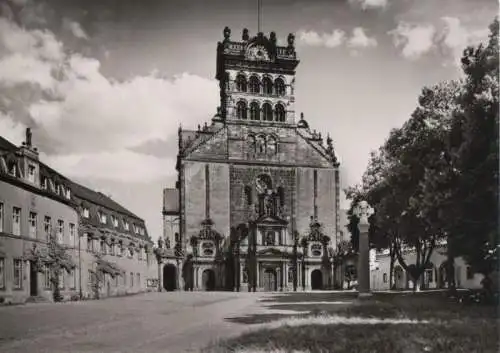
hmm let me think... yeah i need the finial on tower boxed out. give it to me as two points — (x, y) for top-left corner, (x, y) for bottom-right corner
(223, 26), (231, 41)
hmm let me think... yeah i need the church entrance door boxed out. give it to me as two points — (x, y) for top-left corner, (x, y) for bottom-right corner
(202, 269), (216, 291)
(263, 268), (277, 292)
(311, 269), (323, 290)
(163, 264), (177, 291)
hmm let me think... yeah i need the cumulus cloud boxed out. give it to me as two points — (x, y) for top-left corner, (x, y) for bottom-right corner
(388, 17), (491, 64)
(298, 27), (377, 53)
(348, 0), (388, 10)
(0, 12), (218, 182)
(388, 22), (436, 60)
(65, 20), (88, 40)
(298, 29), (346, 48)
(348, 27), (378, 48)
(438, 16), (490, 66)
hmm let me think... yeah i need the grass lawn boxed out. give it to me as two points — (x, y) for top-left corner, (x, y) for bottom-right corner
(206, 291), (499, 353)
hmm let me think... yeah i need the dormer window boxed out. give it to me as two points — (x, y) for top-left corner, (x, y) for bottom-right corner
(55, 184), (61, 195)
(124, 220), (129, 231)
(41, 177), (48, 190)
(82, 207), (89, 218)
(98, 211), (107, 224)
(66, 188), (71, 200)
(27, 165), (35, 182)
(8, 161), (16, 176)
(112, 215), (118, 227)
(133, 224), (139, 234)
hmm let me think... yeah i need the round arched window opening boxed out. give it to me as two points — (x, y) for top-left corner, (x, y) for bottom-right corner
(275, 104), (286, 122)
(236, 101), (247, 119)
(236, 74), (247, 92)
(249, 76), (260, 94)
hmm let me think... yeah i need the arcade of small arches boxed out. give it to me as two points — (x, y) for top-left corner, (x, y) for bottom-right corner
(227, 73), (287, 97)
(235, 100), (286, 122)
(247, 134), (279, 156)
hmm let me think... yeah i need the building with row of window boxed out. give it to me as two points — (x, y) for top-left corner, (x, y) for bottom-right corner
(0, 129), (157, 304)
(369, 243), (484, 291)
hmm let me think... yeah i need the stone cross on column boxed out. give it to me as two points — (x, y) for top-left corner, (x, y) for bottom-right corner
(354, 200), (374, 298)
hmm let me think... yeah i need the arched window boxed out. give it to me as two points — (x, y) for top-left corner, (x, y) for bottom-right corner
(236, 74), (247, 92)
(248, 135), (256, 153)
(244, 185), (253, 205)
(275, 104), (286, 122)
(249, 76), (260, 94)
(201, 242), (215, 256)
(267, 135), (277, 155)
(262, 103), (273, 121)
(262, 76), (273, 95)
(250, 102), (260, 120)
(257, 135), (266, 154)
(236, 101), (247, 119)
(274, 78), (286, 96)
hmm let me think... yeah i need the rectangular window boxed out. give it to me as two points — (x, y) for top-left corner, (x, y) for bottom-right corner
(137, 273), (140, 287)
(110, 243), (115, 255)
(69, 223), (75, 247)
(57, 220), (64, 244)
(69, 269), (77, 289)
(383, 273), (388, 283)
(27, 165), (35, 182)
(130, 272), (134, 287)
(0, 258), (5, 289)
(44, 265), (51, 288)
(87, 235), (93, 252)
(138, 248), (143, 260)
(44, 216), (51, 241)
(100, 240), (106, 255)
(12, 207), (21, 236)
(58, 271), (64, 289)
(466, 266), (474, 280)
(88, 270), (93, 290)
(29, 212), (37, 238)
(13, 259), (23, 289)
(0, 202), (3, 233)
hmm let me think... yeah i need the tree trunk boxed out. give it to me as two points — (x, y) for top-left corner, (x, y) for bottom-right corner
(389, 244), (395, 290)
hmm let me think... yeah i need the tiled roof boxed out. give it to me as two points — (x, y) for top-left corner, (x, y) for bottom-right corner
(71, 181), (142, 221)
(163, 188), (179, 214)
(0, 136), (18, 152)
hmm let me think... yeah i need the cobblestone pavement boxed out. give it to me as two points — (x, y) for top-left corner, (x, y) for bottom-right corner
(0, 291), (269, 353)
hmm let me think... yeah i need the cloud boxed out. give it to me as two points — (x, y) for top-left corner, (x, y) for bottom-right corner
(348, 27), (377, 48)
(0, 16), (219, 183)
(66, 20), (88, 40)
(42, 150), (175, 183)
(438, 16), (490, 66)
(298, 29), (346, 48)
(348, 0), (388, 10)
(388, 22), (436, 60)
(0, 112), (26, 145)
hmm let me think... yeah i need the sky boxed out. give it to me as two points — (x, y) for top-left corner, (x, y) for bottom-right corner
(0, 0), (497, 241)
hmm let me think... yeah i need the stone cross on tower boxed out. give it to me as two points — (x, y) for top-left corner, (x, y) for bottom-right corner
(353, 200), (374, 298)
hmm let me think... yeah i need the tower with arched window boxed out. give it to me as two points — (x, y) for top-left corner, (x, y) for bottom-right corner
(164, 27), (341, 293)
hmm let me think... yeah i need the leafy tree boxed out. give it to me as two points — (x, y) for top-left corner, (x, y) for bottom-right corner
(24, 231), (75, 302)
(447, 18), (499, 280)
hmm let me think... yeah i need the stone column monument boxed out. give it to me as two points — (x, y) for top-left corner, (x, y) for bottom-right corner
(354, 200), (374, 298)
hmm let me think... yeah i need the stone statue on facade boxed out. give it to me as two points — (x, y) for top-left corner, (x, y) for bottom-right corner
(26, 127), (32, 147)
(354, 200), (374, 225)
(157, 238), (164, 249)
(242, 28), (249, 41)
(223, 26), (231, 41)
(165, 237), (171, 249)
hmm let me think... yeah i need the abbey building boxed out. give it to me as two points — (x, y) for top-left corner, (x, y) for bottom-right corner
(161, 27), (341, 292)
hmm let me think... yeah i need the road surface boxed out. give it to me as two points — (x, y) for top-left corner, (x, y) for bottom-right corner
(0, 291), (269, 353)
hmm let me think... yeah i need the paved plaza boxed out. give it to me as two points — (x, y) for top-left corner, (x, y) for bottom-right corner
(0, 292), (269, 353)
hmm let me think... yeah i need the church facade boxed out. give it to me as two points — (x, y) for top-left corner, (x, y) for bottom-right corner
(162, 27), (341, 292)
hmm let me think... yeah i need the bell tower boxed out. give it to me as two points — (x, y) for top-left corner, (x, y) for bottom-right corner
(215, 27), (299, 125)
